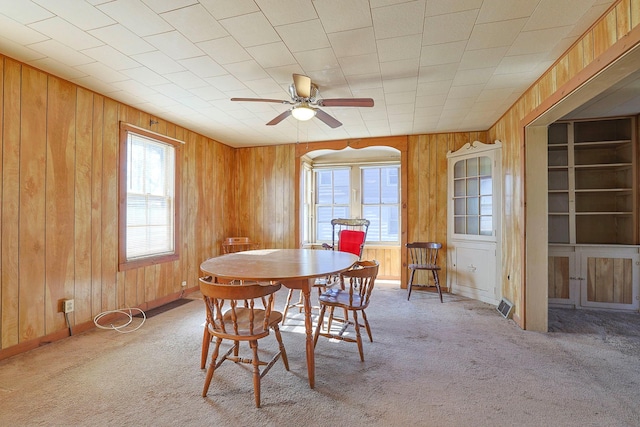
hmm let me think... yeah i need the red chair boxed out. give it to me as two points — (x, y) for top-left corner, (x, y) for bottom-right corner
(282, 218), (370, 325)
(323, 218), (370, 258)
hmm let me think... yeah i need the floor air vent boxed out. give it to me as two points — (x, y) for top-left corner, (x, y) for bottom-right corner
(497, 298), (514, 319)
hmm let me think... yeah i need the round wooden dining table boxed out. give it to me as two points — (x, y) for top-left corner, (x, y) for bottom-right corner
(200, 248), (358, 389)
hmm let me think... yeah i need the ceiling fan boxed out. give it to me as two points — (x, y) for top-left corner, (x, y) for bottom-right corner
(231, 74), (374, 128)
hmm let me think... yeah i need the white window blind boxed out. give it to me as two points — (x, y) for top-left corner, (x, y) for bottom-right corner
(125, 132), (175, 260)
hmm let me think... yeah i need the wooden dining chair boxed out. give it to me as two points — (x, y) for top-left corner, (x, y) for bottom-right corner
(282, 218), (370, 325)
(313, 260), (379, 362)
(221, 236), (260, 254)
(199, 277), (289, 408)
(321, 218), (370, 258)
(406, 242), (443, 302)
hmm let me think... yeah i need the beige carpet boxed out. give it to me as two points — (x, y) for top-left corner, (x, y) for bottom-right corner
(1, 282), (640, 427)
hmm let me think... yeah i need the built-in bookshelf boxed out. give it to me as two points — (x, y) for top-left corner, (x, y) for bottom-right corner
(548, 117), (636, 245)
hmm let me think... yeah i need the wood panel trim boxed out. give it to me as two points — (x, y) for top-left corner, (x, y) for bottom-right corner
(522, 22), (640, 127)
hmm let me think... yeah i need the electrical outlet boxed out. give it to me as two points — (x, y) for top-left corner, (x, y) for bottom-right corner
(181, 281), (187, 287)
(63, 299), (74, 314)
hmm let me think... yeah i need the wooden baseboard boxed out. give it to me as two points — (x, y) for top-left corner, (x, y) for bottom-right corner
(0, 288), (197, 362)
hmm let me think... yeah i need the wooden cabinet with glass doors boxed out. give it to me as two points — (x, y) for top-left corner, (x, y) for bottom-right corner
(548, 117), (640, 310)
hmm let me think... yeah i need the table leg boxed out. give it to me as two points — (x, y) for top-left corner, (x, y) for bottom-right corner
(301, 285), (315, 389)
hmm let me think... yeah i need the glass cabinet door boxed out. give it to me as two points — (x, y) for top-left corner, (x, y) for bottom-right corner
(453, 156), (493, 236)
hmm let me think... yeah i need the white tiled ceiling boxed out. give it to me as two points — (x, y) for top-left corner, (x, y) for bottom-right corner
(0, 0), (616, 147)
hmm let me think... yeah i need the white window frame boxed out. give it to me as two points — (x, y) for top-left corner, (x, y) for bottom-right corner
(361, 165), (400, 243)
(305, 162), (400, 245)
(118, 123), (182, 271)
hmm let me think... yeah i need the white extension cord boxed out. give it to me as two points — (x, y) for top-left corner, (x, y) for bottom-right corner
(93, 307), (146, 333)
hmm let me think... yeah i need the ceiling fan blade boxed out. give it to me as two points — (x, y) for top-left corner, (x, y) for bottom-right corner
(319, 98), (374, 107)
(266, 109), (292, 126)
(293, 74), (312, 98)
(231, 97), (289, 104)
(315, 109), (342, 128)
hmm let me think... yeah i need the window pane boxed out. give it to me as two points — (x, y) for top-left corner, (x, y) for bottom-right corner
(454, 179), (465, 197)
(380, 205), (399, 241)
(480, 216), (492, 235)
(454, 160), (465, 178)
(362, 169), (380, 204)
(381, 167), (398, 203)
(363, 206), (379, 241)
(316, 170), (333, 204)
(127, 194), (147, 226)
(479, 156), (491, 176)
(466, 216), (479, 235)
(467, 197), (479, 215)
(454, 198), (465, 216)
(361, 166), (399, 243)
(466, 178), (478, 196)
(466, 158), (478, 176)
(480, 195), (492, 215)
(333, 169), (350, 204)
(479, 177), (492, 195)
(333, 206), (349, 218)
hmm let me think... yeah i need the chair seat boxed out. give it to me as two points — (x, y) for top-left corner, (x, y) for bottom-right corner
(210, 308), (283, 339)
(319, 289), (365, 309)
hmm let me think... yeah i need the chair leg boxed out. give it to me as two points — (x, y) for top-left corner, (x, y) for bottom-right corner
(282, 288), (294, 325)
(202, 337), (222, 397)
(327, 306), (335, 331)
(201, 326), (211, 369)
(360, 310), (373, 342)
(432, 269), (443, 303)
(250, 340), (261, 408)
(407, 269), (416, 300)
(313, 305), (327, 346)
(352, 311), (364, 362)
(272, 325), (289, 371)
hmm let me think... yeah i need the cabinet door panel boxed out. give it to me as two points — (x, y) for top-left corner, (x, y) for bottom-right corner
(451, 242), (497, 305)
(580, 251), (639, 310)
(548, 255), (570, 299)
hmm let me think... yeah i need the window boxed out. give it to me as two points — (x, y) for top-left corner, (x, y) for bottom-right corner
(362, 166), (399, 242)
(315, 168), (350, 241)
(309, 164), (400, 245)
(119, 123), (182, 270)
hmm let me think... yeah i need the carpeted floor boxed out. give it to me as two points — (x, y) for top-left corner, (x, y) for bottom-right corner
(1, 282), (640, 426)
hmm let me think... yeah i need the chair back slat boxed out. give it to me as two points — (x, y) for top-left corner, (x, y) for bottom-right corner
(198, 277), (289, 408)
(340, 260), (379, 308)
(199, 277), (279, 337)
(221, 237), (260, 254)
(407, 241), (441, 266)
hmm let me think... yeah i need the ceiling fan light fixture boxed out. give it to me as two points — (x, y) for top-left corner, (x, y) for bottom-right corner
(291, 105), (316, 121)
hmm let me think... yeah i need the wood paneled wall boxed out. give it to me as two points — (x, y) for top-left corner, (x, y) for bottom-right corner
(488, 0), (640, 327)
(1, 0), (637, 356)
(233, 145), (296, 250)
(407, 132), (488, 289)
(0, 57), (235, 357)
